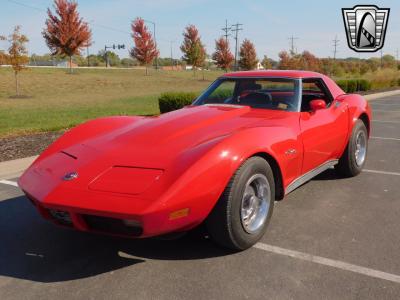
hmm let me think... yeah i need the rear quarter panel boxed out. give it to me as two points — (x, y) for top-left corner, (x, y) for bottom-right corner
(336, 93), (372, 137)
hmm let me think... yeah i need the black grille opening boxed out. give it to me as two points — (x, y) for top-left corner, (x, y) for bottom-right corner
(48, 209), (73, 226)
(83, 215), (143, 237)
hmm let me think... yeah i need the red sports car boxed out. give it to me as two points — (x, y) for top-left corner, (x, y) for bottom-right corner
(19, 70), (371, 250)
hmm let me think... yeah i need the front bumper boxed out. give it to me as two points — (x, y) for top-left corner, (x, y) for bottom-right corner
(24, 189), (200, 238)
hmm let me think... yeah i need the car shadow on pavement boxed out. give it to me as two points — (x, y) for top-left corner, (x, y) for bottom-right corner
(312, 168), (347, 181)
(0, 196), (234, 283)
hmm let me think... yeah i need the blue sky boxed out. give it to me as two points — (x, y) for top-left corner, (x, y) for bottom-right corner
(1, 0), (399, 60)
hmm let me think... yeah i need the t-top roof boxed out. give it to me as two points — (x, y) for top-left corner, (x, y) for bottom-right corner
(222, 70), (324, 79)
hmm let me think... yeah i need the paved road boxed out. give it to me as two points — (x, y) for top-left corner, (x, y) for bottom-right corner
(1, 96), (400, 299)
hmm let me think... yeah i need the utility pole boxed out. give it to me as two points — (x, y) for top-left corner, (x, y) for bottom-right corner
(332, 36), (339, 60)
(170, 40), (175, 66)
(222, 19), (231, 44)
(231, 22), (243, 71)
(396, 48), (399, 68)
(288, 35), (298, 55)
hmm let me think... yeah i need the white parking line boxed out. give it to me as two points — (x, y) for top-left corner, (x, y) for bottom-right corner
(372, 120), (400, 124)
(372, 110), (400, 112)
(254, 243), (400, 284)
(363, 169), (400, 176)
(0, 180), (18, 187)
(370, 103), (400, 105)
(371, 136), (400, 141)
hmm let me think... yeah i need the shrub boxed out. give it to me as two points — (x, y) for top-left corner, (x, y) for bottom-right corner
(158, 92), (198, 113)
(356, 79), (371, 91)
(336, 79), (348, 92)
(365, 68), (399, 90)
(346, 80), (357, 93)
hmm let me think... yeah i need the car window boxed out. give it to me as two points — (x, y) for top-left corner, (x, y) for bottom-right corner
(204, 80), (235, 104)
(256, 80), (295, 91)
(301, 79), (333, 112)
(194, 78), (301, 112)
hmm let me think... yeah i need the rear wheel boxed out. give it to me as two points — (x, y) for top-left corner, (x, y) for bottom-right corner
(206, 157), (275, 250)
(335, 119), (368, 177)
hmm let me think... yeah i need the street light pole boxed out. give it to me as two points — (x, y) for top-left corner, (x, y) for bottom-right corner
(104, 43), (125, 67)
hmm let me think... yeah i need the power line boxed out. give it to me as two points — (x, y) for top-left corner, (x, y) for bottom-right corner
(7, 0), (43, 12)
(231, 22), (243, 71)
(7, 0), (131, 36)
(288, 35), (298, 54)
(332, 35), (339, 60)
(222, 19), (231, 44)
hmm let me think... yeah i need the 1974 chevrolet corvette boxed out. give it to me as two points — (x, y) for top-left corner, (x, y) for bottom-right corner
(19, 70), (372, 250)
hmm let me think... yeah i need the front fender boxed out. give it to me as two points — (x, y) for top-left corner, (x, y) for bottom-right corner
(148, 126), (302, 226)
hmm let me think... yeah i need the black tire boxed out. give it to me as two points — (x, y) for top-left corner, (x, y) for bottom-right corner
(205, 156), (275, 250)
(335, 119), (368, 177)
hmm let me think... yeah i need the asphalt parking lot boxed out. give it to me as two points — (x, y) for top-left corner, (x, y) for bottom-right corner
(1, 95), (400, 300)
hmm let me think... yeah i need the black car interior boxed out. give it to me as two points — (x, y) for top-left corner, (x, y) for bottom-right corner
(301, 78), (333, 111)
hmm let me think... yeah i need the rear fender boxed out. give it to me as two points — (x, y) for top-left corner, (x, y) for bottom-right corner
(337, 94), (372, 139)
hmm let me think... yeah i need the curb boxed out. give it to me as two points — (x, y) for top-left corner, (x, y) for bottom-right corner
(0, 156), (37, 180)
(364, 89), (400, 101)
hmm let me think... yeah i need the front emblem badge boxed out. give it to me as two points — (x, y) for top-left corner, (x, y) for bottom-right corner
(342, 5), (390, 52)
(63, 172), (78, 181)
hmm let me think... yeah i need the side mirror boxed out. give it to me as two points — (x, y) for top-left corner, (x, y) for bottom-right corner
(309, 99), (326, 112)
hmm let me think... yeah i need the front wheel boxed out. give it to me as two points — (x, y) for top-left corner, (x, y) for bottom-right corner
(335, 119), (368, 177)
(206, 157), (275, 250)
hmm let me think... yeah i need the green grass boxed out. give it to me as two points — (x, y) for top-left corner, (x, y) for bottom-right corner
(0, 67), (222, 137)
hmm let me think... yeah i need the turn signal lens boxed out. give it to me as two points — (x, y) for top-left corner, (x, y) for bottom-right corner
(169, 208), (190, 220)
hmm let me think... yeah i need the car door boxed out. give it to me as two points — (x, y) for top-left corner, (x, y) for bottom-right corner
(299, 78), (348, 174)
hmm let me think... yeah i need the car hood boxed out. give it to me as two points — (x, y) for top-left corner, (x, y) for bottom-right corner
(61, 105), (287, 169)
(19, 104), (292, 201)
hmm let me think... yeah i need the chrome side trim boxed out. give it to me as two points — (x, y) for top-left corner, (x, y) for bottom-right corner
(285, 159), (339, 195)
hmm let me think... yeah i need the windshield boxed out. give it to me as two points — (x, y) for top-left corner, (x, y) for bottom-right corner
(193, 77), (301, 112)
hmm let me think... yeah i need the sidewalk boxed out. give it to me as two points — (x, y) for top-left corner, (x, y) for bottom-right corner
(0, 156), (37, 180)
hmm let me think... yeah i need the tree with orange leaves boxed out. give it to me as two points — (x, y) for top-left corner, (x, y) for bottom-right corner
(130, 17), (159, 75)
(1, 26), (29, 97)
(212, 37), (234, 71)
(42, 0), (92, 73)
(180, 25), (206, 74)
(238, 39), (258, 70)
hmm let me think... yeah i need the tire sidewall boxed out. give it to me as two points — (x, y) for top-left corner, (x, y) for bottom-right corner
(228, 157), (275, 249)
(348, 120), (368, 174)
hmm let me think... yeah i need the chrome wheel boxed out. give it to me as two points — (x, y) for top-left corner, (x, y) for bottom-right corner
(355, 130), (367, 166)
(240, 174), (271, 234)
